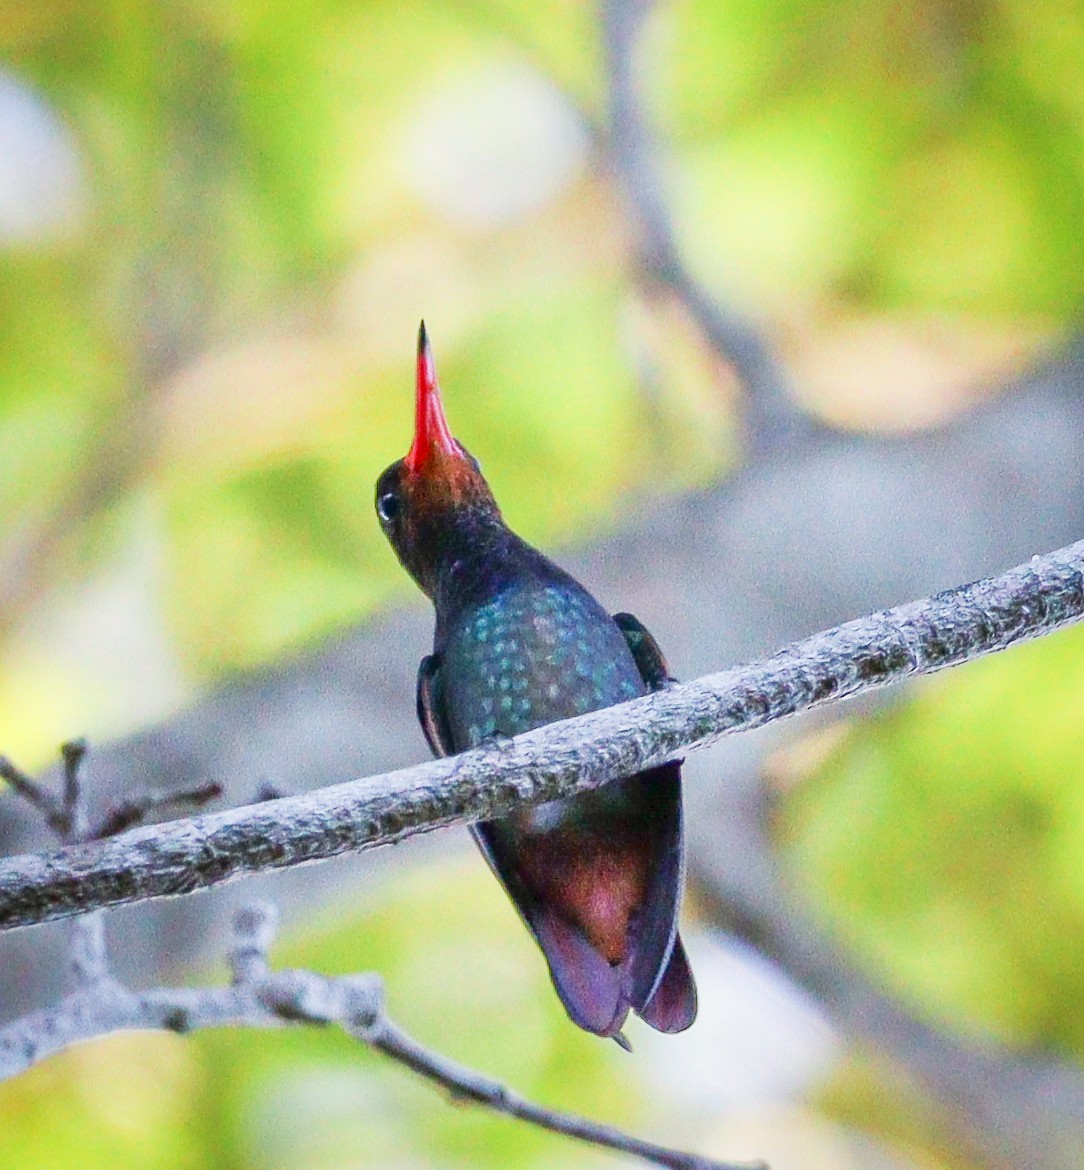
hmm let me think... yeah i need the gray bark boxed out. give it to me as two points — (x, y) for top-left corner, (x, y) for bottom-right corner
(1, 536), (1081, 932)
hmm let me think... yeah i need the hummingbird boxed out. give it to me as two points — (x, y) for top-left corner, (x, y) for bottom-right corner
(375, 323), (696, 1042)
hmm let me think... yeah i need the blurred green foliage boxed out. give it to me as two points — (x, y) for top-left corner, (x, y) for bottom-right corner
(668, 0), (1084, 314)
(785, 623), (1084, 1053)
(2, 0), (1081, 732)
(2, 1), (1084, 1167)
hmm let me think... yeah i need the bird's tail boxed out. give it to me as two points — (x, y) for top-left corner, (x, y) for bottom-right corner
(472, 762), (697, 1038)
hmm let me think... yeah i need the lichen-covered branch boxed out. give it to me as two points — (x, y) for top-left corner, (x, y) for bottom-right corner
(1, 537), (1082, 933)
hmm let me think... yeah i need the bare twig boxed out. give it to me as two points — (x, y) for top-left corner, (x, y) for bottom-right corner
(601, 0), (816, 458)
(0, 755), (67, 832)
(91, 781), (223, 839)
(2, 743), (225, 988)
(60, 737), (89, 841)
(56, 739), (108, 986)
(0, 894), (754, 1170)
(1, 752), (752, 1169)
(364, 1015), (759, 1170)
(0, 537), (1081, 932)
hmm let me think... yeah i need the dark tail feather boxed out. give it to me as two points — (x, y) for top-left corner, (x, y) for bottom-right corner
(531, 910), (630, 1037)
(472, 821), (633, 1038)
(638, 934), (697, 1033)
(471, 761), (695, 1039)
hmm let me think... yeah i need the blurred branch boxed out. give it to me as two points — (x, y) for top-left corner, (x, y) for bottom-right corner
(0, 756), (67, 836)
(0, 750), (753, 1170)
(366, 1009), (753, 1170)
(1, 537), (1082, 932)
(90, 780), (222, 839)
(601, 0), (818, 458)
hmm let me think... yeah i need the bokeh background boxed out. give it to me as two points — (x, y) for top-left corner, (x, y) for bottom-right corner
(3, 1), (1084, 1168)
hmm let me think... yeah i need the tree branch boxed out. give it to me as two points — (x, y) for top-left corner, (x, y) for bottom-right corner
(0, 749), (755, 1170)
(364, 1013), (757, 1170)
(1, 537), (1082, 933)
(0, 896), (754, 1170)
(601, 0), (817, 458)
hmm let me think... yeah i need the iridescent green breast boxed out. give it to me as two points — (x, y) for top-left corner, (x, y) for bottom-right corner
(440, 581), (644, 750)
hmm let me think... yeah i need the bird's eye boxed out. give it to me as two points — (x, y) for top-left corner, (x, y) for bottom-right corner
(377, 490), (401, 524)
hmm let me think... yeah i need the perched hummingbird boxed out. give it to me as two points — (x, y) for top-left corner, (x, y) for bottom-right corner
(375, 323), (696, 1042)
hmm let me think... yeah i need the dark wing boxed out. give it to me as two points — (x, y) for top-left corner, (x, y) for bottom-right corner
(623, 762), (696, 1032)
(613, 612), (697, 1032)
(612, 612), (677, 691)
(416, 654), (455, 758)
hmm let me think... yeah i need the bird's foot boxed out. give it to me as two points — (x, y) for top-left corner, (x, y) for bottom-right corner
(479, 731), (515, 755)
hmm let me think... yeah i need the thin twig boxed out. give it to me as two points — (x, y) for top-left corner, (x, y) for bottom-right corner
(2, 744), (225, 986)
(0, 537), (1081, 932)
(60, 738), (89, 841)
(56, 739), (106, 985)
(68, 910), (109, 989)
(364, 1015), (759, 1170)
(91, 781), (223, 839)
(0, 756), (64, 833)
